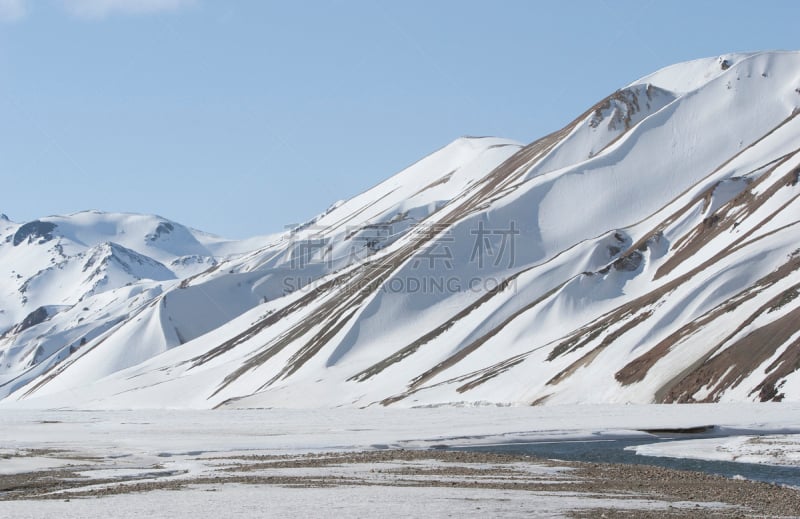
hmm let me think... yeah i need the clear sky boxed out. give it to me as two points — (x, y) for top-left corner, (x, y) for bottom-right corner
(1, 0), (798, 238)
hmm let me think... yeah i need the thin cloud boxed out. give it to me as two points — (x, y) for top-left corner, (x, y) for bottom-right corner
(63, 0), (196, 19)
(0, 0), (26, 22)
(0, 0), (196, 22)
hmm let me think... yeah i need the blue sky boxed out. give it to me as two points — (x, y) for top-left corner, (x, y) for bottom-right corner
(1, 0), (798, 238)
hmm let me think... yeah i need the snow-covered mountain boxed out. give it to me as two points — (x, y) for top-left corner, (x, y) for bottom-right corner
(2, 51), (800, 409)
(0, 211), (275, 394)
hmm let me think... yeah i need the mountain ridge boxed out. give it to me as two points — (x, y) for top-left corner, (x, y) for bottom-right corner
(2, 51), (799, 409)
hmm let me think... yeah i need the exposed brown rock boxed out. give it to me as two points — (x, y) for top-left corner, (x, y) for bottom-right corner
(662, 305), (800, 403)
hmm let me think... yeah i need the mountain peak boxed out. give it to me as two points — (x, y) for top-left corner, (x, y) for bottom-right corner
(630, 50), (799, 95)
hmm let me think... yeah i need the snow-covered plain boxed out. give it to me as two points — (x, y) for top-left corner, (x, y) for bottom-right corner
(1, 404), (798, 517)
(0, 483), (738, 519)
(4, 404), (797, 456)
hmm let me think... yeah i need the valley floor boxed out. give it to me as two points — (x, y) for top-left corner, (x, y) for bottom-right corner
(0, 404), (798, 517)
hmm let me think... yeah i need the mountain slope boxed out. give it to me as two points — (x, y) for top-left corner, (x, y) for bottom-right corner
(0, 211), (278, 391)
(2, 51), (799, 409)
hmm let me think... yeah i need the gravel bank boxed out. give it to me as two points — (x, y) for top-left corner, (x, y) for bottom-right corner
(1, 449), (798, 517)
